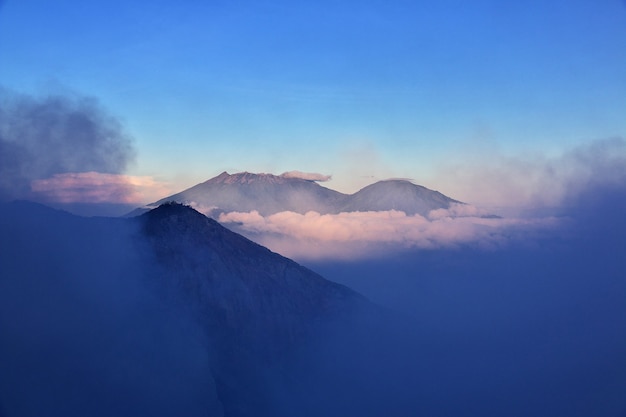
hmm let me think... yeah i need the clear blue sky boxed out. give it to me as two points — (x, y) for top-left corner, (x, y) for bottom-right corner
(1, 0), (625, 195)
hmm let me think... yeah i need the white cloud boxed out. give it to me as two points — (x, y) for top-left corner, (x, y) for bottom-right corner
(428, 203), (493, 220)
(279, 171), (331, 182)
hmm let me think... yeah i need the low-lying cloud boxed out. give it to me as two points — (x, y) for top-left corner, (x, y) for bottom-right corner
(0, 87), (135, 202)
(219, 205), (562, 260)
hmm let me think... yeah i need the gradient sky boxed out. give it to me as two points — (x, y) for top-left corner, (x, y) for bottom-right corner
(1, 0), (625, 199)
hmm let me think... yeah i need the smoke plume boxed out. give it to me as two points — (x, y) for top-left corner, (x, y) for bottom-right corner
(0, 87), (135, 201)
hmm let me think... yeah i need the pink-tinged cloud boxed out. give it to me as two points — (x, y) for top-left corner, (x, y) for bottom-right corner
(31, 172), (172, 204)
(218, 208), (562, 260)
(427, 203), (493, 220)
(279, 171), (331, 182)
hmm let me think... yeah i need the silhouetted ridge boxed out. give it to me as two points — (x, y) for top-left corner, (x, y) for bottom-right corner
(139, 202), (368, 352)
(2, 200), (400, 417)
(136, 202), (381, 416)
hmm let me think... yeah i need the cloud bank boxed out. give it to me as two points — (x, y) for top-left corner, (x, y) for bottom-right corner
(279, 170), (331, 182)
(0, 87), (135, 202)
(219, 205), (562, 260)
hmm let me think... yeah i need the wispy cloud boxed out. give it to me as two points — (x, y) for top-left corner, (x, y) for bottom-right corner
(31, 172), (171, 204)
(279, 171), (331, 182)
(431, 137), (626, 210)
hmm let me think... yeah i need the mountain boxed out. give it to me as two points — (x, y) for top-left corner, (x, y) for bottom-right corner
(139, 202), (387, 416)
(127, 171), (345, 217)
(136, 202), (380, 416)
(128, 171), (460, 217)
(340, 179), (461, 215)
(0, 201), (420, 417)
(0, 201), (221, 417)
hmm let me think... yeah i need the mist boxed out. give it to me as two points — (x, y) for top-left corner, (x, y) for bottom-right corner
(0, 202), (221, 416)
(430, 137), (626, 210)
(304, 176), (626, 417)
(2, 172), (625, 416)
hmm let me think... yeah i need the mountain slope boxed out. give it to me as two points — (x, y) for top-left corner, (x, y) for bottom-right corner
(137, 203), (381, 416)
(0, 201), (223, 417)
(148, 171), (346, 216)
(1, 201), (412, 417)
(340, 179), (460, 215)
(138, 202), (368, 354)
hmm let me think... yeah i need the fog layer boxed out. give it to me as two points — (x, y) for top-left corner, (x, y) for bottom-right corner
(306, 179), (626, 417)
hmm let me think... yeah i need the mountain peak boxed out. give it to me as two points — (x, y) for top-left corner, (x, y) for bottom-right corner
(140, 202), (223, 239)
(143, 201), (204, 220)
(214, 171), (231, 180)
(142, 171), (345, 217)
(206, 171), (294, 186)
(137, 201), (367, 352)
(340, 179), (460, 215)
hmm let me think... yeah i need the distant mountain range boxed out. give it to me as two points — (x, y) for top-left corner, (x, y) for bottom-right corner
(127, 171), (461, 217)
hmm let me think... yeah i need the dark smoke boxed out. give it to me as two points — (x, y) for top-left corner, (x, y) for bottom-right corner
(0, 87), (135, 201)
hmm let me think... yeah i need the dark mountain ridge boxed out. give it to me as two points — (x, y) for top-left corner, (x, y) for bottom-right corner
(139, 202), (370, 354)
(138, 203), (393, 416)
(1, 201), (416, 417)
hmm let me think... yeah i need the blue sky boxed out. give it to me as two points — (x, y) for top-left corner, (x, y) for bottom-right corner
(1, 0), (625, 200)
